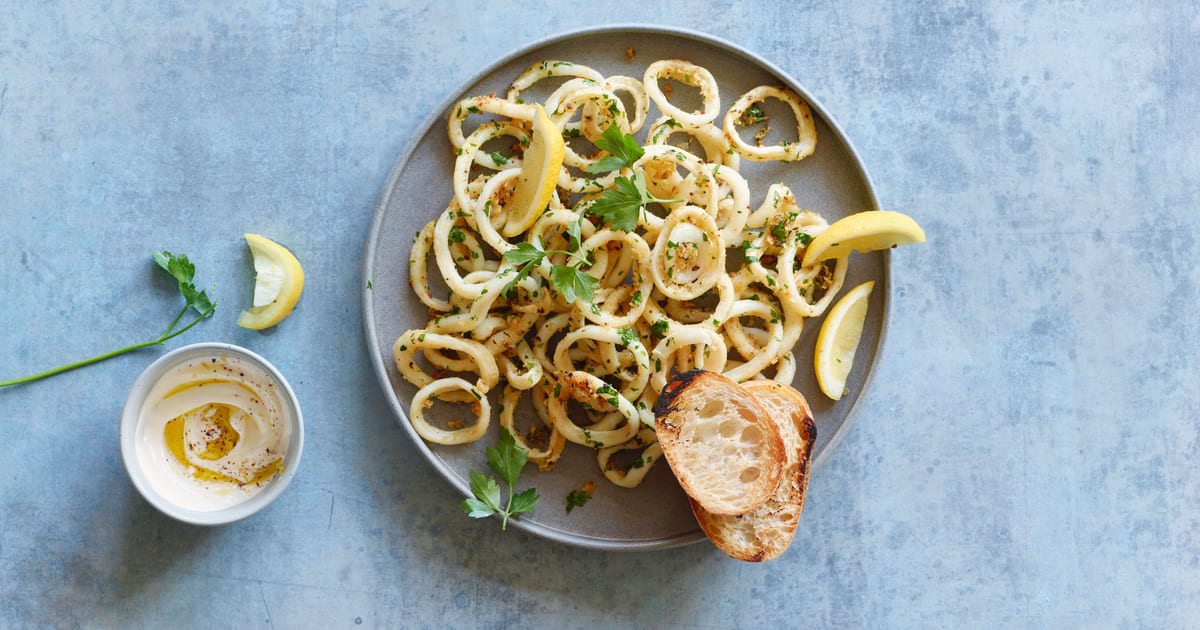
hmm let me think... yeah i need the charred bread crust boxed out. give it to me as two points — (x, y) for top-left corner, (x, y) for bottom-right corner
(653, 369), (707, 419)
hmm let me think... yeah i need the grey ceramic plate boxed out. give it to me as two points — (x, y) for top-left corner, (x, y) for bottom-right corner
(363, 25), (887, 551)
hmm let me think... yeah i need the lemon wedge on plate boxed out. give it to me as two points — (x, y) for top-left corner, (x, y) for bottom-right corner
(814, 280), (874, 401)
(801, 210), (925, 267)
(237, 233), (305, 330)
(501, 104), (565, 238)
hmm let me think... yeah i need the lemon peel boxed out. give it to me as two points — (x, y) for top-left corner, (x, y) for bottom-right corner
(801, 210), (925, 267)
(813, 280), (874, 401)
(501, 104), (565, 238)
(237, 233), (304, 330)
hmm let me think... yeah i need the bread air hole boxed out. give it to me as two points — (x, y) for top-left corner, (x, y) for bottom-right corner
(685, 423), (719, 442)
(740, 466), (761, 483)
(718, 419), (741, 438)
(741, 425), (763, 445)
(699, 399), (724, 418)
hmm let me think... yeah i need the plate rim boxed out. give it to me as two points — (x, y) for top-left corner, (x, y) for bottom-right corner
(362, 23), (890, 551)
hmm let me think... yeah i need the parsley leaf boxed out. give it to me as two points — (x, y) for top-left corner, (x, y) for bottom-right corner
(551, 264), (599, 304)
(460, 428), (540, 530)
(770, 222), (788, 242)
(618, 326), (639, 347)
(585, 124), (644, 174)
(588, 172), (681, 233)
(566, 215), (583, 252)
(508, 487), (540, 515)
(466, 469), (502, 514)
(502, 237), (598, 305)
(501, 242), (546, 298)
(486, 426), (528, 486)
(503, 241), (547, 267)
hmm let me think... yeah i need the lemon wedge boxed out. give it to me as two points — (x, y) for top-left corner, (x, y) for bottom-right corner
(801, 210), (925, 267)
(501, 104), (565, 238)
(813, 280), (874, 401)
(237, 233), (305, 330)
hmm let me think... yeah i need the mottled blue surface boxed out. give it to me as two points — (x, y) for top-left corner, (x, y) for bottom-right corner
(2, 2), (1198, 628)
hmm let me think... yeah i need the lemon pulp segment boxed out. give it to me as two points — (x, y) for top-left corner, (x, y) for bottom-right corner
(501, 104), (565, 238)
(237, 233), (305, 330)
(801, 210), (925, 267)
(814, 280), (874, 401)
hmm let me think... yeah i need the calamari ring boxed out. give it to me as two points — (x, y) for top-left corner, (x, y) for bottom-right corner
(432, 200), (509, 300)
(408, 219), (452, 313)
(506, 60), (604, 103)
(393, 329), (500, 402)
(447, 96), (535, 153)
(575, 229), (653, 328)
(597, 428), (663, 488)
(651, 205), (724, 301)
(547, 370), (640, 448)
(723, 85), (817, 162)
(708, 163), (750, 245)
(409, 377), (490, 445)
(499, 384), (565, 470)
(643, 59), (721, 128)
(602, 75), (650, 134)
(645, 116), (739, 169)
(650, 324), (728, 395)
(633, 144), (717, 232)
(553, 325), (651, 402)
(718, 300), (784, 382)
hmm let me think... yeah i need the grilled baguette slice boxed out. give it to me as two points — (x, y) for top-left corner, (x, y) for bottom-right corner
(654, 370), (785, 515)
(691, 380), (817, 561)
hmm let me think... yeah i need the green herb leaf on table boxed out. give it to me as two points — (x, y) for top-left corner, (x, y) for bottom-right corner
(0, 250), (217, 388)
(465, 469), (502, 515)
(459, 428), (540, 530)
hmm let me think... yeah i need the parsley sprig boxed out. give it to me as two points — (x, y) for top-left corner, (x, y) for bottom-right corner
(460, 428), (540, 530)
(587, 172), (680, 233)
(502, 239), (599, 304)
(0, 251), (216, 387)
(582, 124), (681, 232)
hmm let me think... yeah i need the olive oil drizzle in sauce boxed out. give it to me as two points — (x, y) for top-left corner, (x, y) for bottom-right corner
(157, 369), (284, 488)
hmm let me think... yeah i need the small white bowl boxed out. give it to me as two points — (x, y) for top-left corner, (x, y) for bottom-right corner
(120, 342), (304, 525)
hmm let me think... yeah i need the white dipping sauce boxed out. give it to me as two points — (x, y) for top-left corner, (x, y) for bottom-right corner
(135, 353), (291, 512)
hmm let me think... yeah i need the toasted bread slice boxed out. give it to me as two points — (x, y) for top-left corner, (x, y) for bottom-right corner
(691, 380), (817, 561)
(654, 370), (785, 515)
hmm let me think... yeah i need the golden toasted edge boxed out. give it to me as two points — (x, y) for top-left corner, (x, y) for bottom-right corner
(690, 380), (817, 561)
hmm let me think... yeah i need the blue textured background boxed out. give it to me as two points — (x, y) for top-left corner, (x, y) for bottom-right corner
(2, 2), (1198, 627)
